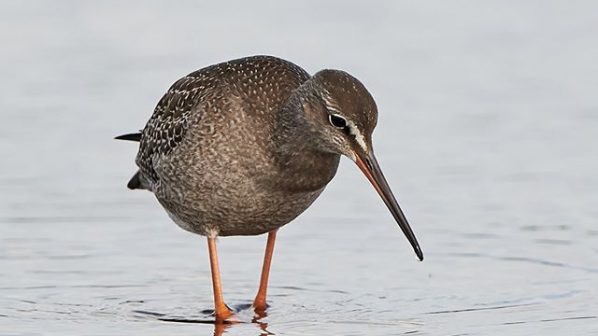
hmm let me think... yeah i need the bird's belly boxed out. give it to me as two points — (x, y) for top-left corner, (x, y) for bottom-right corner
(155, 174), (325, 237)
(216, 187), (324, 236)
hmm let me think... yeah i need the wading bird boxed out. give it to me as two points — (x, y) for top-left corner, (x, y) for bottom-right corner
(117, 55), (422, 322)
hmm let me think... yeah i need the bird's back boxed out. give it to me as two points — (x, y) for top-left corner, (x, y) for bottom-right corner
(135, 55), (311, 190)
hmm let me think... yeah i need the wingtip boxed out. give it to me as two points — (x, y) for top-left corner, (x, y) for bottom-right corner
(115, 132), (142, 142)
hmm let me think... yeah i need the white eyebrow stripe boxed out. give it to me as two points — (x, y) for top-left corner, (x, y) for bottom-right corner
(347, 120), (368, 152)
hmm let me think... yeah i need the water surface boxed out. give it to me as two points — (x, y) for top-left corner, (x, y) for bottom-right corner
(1, 1), (597, 335)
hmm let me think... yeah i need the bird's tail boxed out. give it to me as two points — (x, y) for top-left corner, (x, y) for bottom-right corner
(115, 131), (144, 190)
(127, 171), (142, 190)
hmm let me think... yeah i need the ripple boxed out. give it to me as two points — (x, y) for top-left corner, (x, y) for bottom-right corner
(426, 303), (536, 315)
(502, 315), (597, 325)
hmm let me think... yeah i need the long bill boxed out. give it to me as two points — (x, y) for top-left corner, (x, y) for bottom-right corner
(354, 150), (424, 261)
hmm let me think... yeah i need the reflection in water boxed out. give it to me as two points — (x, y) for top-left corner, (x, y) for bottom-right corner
(252, 308), (277, 335)
(208, 318), (272, 336)
(136, 304), (273, 335)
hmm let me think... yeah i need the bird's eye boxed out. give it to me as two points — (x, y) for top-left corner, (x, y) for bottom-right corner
(328, 114), (347, 129)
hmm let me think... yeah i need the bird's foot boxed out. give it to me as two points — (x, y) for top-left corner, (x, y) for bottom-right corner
(252, 299), (270, 319)
(212, 302), (234, 323)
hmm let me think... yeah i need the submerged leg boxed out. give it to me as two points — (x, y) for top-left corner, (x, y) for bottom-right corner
(253, 229), (278, 312)
(207, 237), (233, 322)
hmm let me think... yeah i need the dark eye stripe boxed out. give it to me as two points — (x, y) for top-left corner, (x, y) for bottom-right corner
(328, 114), (347, 129)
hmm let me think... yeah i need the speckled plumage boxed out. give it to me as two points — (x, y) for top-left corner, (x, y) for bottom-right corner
(123, 55), (386, 239)
(117, 55), (423, 320)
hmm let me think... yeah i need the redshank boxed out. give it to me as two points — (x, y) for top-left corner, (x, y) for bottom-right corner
(117, 55), (423, 322)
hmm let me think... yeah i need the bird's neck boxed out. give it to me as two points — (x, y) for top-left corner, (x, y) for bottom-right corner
(270, 98), (340, 193)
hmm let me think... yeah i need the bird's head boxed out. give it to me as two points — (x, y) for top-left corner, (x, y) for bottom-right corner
(299, 69), (423, 261)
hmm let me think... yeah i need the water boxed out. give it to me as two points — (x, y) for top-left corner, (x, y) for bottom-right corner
(1, 1), (597, 335)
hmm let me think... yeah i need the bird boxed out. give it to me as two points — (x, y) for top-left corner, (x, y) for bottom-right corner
(116, 55), (423, 323)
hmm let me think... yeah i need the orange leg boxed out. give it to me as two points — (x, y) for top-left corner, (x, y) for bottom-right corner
(253, 229), (278, 312)
(207, 237), (233, 323)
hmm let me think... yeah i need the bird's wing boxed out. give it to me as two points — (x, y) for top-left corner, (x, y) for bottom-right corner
(115, 132), (142, 142)
(136, 74), (206, 185)
(135, 56), (311, 187)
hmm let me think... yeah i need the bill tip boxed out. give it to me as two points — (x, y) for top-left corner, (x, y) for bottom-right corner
(415, 249), (424, 261)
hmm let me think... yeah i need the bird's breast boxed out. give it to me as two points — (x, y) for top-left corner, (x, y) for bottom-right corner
(265, 151), (341, 194)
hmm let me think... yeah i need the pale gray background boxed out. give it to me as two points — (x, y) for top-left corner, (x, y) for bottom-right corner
(1, 1), (597, 335)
